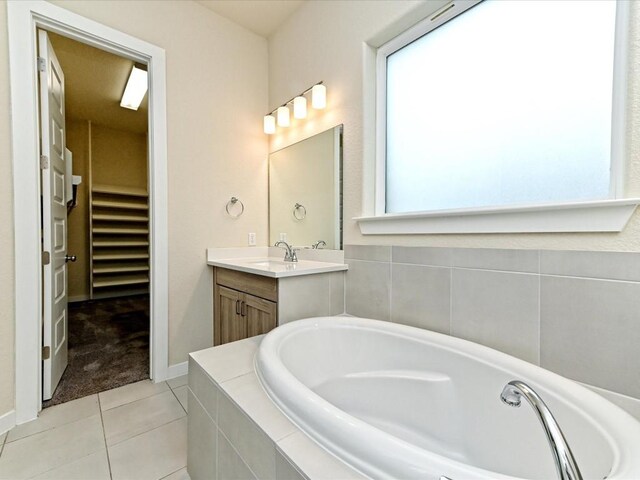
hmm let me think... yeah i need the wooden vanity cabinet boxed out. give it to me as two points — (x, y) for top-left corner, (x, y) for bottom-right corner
(214, 267), (278, 345)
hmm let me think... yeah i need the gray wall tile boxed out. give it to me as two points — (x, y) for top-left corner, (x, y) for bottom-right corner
(217, 391), (276, 479)
(391, 264), (450, 334)
(218, 432), (257, 480)
(392, 246), (452, 267)
(453, 248), (539, 273)
(540, 250), (640, 282)
(451, 269), (539, 363)
(345, 260), (390, 320)
(187, 390), (217, 480)
(188, 359), (218, 422)
(541, 276), (640, 398)
(344, 245), (391, 262)
(275, 451), (306, 480)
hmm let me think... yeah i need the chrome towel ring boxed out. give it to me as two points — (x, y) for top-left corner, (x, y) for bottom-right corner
(293, 203), (306, 220)
(226, 197), (244, 218)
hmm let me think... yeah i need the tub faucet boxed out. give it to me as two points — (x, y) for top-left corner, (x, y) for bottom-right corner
(274, 241), (298, 262)
(500, 380), (582, 480)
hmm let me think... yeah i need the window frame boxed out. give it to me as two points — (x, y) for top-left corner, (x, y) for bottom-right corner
(358, 0), (637, 234)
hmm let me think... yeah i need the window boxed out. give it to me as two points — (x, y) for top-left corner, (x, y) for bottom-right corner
(359, 0), (638, 234)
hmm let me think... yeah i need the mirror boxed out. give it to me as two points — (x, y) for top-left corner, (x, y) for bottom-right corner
(269, 125), (343, 250)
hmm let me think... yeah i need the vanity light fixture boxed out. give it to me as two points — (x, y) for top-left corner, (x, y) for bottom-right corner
(311, 84), (326, 109)
(263, 81), (326, 135)
(293, 96), (307, 119)
(277, 106), (291, 127)
(120, 64), (148, 111)
(263, 114), (276, 134)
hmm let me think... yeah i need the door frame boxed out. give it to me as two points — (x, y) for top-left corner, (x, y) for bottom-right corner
(8, 0), (169, 424)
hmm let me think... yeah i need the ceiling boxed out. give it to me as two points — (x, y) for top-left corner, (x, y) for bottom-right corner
(196, 0), (305, 37)
(49, 32), (148, 135)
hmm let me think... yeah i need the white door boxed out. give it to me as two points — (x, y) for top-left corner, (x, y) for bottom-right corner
(39, 30), (68, 400)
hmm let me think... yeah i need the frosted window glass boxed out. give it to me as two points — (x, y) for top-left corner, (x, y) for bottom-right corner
(385, 0), (616, 214)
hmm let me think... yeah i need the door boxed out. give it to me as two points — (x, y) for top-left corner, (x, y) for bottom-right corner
(39, 30), (69, 400)
(245, 294), (276, 338)
(218, 286), (245, 345)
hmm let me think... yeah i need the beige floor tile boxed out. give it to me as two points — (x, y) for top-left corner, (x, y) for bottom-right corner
(0, 415), (104, 479)
(109, 417), (187, 480)
(167, 375), (188, 390)
(7, 395), (99, 443)
(103, 390), (185, 446)
(99, 379), (169, 411)
(173, 386), (188, 413)
(30, 449), (110, 480)
(161, 467), (191, 480)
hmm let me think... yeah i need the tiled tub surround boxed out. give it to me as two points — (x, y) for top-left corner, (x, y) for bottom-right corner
(344, 245), (640, 416)
(187, 337), (364, 480)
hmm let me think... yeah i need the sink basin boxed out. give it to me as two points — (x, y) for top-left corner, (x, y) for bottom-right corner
(246, 259), (291, 267)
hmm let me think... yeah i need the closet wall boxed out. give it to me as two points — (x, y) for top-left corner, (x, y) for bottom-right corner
(66, 120), (148, 301)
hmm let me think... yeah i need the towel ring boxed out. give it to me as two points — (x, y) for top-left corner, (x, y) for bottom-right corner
(226, 197), (244, 218)
(293, 203), (306, 220)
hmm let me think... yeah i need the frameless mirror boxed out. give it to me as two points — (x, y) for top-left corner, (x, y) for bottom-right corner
(269, 125), (343, 250)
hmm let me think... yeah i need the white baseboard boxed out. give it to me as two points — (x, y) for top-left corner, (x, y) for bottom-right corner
(0, 409), (16, 435)
(167, 361), (188, 380)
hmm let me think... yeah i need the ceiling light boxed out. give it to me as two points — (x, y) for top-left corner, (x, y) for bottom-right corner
(120, 65), (148, 111)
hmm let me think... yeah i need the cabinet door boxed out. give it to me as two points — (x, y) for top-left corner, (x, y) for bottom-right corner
(244, 293), (277, 338)
(218, 286), (245, 345)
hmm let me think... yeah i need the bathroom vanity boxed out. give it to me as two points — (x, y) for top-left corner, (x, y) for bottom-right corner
(207, 247), (347, 345)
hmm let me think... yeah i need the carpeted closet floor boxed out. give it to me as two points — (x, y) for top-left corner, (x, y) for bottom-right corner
(43, 294), (150, 408)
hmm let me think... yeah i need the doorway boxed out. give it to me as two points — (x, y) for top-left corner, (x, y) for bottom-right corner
(40, 31), (151, 406)
(8, 0), (169, 424)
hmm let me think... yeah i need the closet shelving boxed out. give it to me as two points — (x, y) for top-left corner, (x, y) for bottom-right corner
(90, 183), (150, 298)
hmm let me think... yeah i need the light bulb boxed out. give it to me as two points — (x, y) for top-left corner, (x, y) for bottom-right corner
(263, 115), (276, 134)
(277, 106), (290, 127)
(311, 84), (326, 109)
(293, 96), (307, 119)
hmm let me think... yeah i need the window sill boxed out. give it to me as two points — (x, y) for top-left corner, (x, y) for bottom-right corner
(354, 199), (640, 235)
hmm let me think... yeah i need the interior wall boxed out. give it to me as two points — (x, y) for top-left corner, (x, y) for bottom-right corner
(268, 0), (640, 252)
(0, 0), (15, 420)
(66, 119), (90, 300)
(0, 0), (269, 417)
(91, 124), (147, 189)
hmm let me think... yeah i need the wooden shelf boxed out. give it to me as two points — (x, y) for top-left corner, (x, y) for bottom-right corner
(93, 265), (149, 274)
(93, 240), (149, 248)
(92, 200), (148, 211)
(93, 274), (149, 288)
(93, 213), (149, 222)
(93, 252), (149, 261)
(93, 227), (149, 235)
(93, 184), (148, 197)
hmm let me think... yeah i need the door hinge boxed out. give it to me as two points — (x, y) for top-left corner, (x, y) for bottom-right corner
(42, 346), (51, 360)
(37, 57), (46, 73)
(42, 251), (50, 265)
(40, 155), (49, 170)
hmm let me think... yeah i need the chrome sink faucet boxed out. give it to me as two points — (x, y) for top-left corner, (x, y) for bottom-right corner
(500, 381), (582, 480)
(312, 240), (326, 249)
(274, 241), (299, 262)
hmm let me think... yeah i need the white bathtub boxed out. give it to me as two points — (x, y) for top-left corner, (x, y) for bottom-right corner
(255, 316), (640, 480)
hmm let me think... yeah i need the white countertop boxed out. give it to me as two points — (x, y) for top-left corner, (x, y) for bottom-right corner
(206, 247), (348, 278)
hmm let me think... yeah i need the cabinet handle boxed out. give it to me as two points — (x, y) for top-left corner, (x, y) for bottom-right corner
(235, 299), (240, 315)
(241, 301), (246, 317)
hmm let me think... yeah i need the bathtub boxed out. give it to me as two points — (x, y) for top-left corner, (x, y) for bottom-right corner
(255, 316), (640, 480)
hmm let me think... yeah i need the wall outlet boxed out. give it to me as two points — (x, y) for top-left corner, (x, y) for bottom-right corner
(248, 232), (256, 246)
(279, 233), (287, 242)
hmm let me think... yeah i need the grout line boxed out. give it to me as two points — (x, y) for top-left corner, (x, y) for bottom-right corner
(218, 427), (259, 480)
(100, 381), (170, 413)
(538, 251), (542, 366)
(449, 267), (453, 336)
(107, 416), (186, 449)
(159, 466), (187, 479)
(97, 395), (114, 480)
(0, 431), (7, 457)
(169, 385), (187, 415)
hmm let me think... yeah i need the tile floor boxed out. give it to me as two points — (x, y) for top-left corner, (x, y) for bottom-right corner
(0, 377), (191, 480)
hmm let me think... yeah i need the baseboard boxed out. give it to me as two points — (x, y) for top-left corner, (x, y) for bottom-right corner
(167, 361), (188, 380)
(0, 409), (16, 435)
